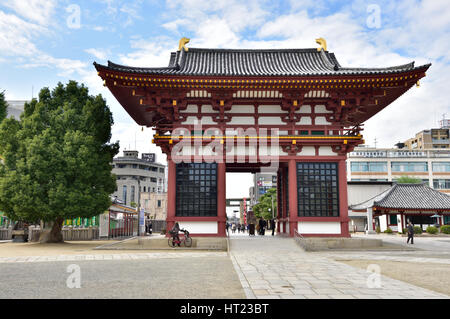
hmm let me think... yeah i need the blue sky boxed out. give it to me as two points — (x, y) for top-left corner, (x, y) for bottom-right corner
(1, 0), (449, 197)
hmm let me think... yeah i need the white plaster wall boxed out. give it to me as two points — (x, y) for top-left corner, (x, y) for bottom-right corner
(202, 105), (217, 113)
(258, 116), (284, 125)
(298, 222), (341, 234)
(318, 146), (336, 156)
(296, 105), (311, 113)
(199, 116), (215, 125)
(181, 116), (199, 125)
(315, 116), (331, 125)
(379, 215), (388, 232)
(178, 222), (218, 234)
(229, 105), (254, 113)
(315, 105), (333, 113)
(259, 145), (281, 156)
(183, 105), (199, 112)
(258, 105), (285, 113)
(297, 117), (312, 125)
(229, 117), (255, 125)
(299, 146), (315, 156)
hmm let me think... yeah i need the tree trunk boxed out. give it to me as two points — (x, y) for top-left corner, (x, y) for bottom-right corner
(47, 217), (64, 243)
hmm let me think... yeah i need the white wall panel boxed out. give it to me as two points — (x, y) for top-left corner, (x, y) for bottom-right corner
(178, 222), (218, 234)
(298, 222), (341, 234)
(259, 117), (284, 125)
(299, 146), (315, 156)
(297, 117), (312, 125)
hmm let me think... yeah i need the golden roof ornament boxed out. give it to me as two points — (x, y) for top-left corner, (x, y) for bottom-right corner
(178, 37), (190, 51)
(316, 37), (327, 51)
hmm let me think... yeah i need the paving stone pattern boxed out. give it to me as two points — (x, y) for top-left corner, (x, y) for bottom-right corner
(229, 236), (448, 299)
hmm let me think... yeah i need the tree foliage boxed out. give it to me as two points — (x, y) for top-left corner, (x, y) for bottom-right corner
(0, 81), (119, 241)
(252, 188), (277, 220)
(0, 91), (7, 124)
(395, 176), (423, 184)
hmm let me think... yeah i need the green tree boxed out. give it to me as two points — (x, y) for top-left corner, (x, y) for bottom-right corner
(0, 81), (119, 242)
(395, 176), (422, 184)
(0, 91), (7, 123)
(253, 188), (277, 220)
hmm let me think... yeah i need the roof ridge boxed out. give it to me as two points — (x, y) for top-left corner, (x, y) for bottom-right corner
(185, 47), (321, 53)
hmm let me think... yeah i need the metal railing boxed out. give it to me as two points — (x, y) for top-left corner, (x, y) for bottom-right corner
(294, 229), (310, 251)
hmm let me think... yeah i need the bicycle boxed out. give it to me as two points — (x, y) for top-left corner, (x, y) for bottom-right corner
(168, 229), (192, 248)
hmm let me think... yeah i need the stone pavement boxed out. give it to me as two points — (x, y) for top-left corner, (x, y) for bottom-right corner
(0, 251), (227, 263)
(229, 236), (449, 299)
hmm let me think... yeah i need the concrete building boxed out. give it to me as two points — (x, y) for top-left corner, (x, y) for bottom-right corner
(252, 173), (277, 203)
(347, 147), (450, 194)
(6, 100), (27, 119)
(140, 192), (167, 220)
(347, 181), (393, 232)
(112, 150), (166, 207)
(404, 120), (450, 150)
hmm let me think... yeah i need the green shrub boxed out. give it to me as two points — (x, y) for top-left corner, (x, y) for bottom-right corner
(402, 228), (407, 234)
(441, 225), (450, 234)
(376, 226), (381, 234)
(413, 226), (423, 234)
(426, 226), (438, 234)
(384, 227), (393, 234)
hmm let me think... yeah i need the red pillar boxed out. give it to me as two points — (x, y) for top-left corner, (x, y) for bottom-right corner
(338, 160), (350, 237)
(282, 166), (287, 234)
(288, 159), (298, 237)
(166, 158), (176, 235)
(217, 162), (226, 236)
(276, 169), (281, 233)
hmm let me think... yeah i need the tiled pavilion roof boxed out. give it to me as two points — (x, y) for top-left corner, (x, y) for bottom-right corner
(95, 48), (429, 77)
(350, 183), (450, 211)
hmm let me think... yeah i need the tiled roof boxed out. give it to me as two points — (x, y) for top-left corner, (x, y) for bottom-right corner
(351, 183), (450, 211)
(94, 48), (429, 77)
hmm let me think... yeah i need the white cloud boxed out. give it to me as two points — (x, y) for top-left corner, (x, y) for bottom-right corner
(85, 48), (110, 61)
(1, 0), (57, 26)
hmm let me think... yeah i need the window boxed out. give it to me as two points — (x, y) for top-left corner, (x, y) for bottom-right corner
(350, 162), (387, 172)
(433, 179), (450, 189)
(157, 200), (162, 208)
(159, 168), (165, 173)
(132, 164), (138, 169)
(122, 185), (127, 205)
(118, 164), (127, 168)
(176, 163), (217, 217)
(432, 162), (450, 172)
(391, 162), (428, 172)
(297, 162), (339, 217)
(131, 186), (135, 203)
(389, 215), (398, 225)
(150, 177), (157, 183)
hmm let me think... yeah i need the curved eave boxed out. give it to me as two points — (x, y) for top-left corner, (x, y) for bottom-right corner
(94, 62), (431, 128)
(94, 60), (429, 77)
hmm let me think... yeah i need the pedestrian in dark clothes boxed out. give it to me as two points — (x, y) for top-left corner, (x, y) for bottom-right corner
(407, 221), (414, 244)
(270, 219), (276, 236)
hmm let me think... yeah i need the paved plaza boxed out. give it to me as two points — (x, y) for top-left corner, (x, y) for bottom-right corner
(228, 234), (449, 299)
(0, 234), (449, 299)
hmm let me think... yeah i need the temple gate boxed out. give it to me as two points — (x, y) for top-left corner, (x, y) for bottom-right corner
(95, 38), (430, 237)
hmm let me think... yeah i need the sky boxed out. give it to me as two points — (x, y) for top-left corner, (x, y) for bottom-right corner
(1, 0), (449, 199)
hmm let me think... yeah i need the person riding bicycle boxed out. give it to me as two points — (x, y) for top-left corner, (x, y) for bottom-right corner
(169, 222), (181, 247)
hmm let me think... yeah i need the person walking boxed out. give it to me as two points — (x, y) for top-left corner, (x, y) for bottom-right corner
(258, 218), (265, 236)
(232, 223), (236, 234)
(226, 222), (230, 234)
(237, 223), (241, 233)
(407, 221), (414, 244)
(270, 219), (276, 236)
